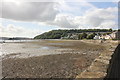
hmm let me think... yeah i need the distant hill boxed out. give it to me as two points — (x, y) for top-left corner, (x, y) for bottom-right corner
(0, 37), (32, 40)
(0, 37), (10, 40)
(34, 29), (113, 39)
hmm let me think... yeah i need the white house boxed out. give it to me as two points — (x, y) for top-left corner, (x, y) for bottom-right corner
(70, 34), (78, 40)
(100, 31), (120, 40)
(110, 31), (120, 39)
(94, 35), (101, 40)
(104, 35), (112, 39)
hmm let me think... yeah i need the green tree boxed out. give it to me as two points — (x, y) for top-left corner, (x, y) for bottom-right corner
(78, 34), (83, 39)
(87, 33), (96, 39)
(109, 28), (112, 32)
(98, 33), (101, 36)
(53, 34), (61, 39)
(82, 32), (87, 38)
(78, 33), (87, 39)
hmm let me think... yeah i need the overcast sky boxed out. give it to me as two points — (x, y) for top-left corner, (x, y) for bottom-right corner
(0, 0), (118, 38)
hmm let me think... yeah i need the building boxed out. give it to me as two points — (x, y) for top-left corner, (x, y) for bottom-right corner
(70, 34), (79, 40)
(116, 31), (120, 39)
(110, 31), (120, 40)
(100, 31), (120, 40)
(94, 35), (101, 40)
(61, 33), (79, 40)
(105, 35), (112, 39)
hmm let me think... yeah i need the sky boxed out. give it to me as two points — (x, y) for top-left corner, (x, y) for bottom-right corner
(0, 0), (119, 38)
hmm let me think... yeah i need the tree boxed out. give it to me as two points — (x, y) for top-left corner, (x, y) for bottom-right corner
(98, 33), (101, 36)
(61, 33), (66, 37)
(87, 33), (96, 39)
(78, 33), (87, 39)
(82, 32), (87, 38)
(53, 34), (61, 39)
(103, 32), (112, 36)
(109, 28), (112, 32)
(78, 34), (83, 39)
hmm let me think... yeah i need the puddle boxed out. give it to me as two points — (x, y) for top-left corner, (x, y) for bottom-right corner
(41, 46), (49, 49)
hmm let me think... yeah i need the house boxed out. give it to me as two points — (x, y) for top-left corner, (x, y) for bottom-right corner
(61, 33), (79, 40)
(100, 34), (113, 39)
(110, 31), (120, 39)
(100, 31), (120, 40)
(94, 35), (101, 40)
(70, 34), (79, 40)
(105, 35), (112, 39)
(116, 31), (120, 39)
(61, 33), (71, 39)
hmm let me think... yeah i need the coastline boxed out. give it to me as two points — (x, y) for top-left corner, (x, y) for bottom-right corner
(1, 40), (119, 78)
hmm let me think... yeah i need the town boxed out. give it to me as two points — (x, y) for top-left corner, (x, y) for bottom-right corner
(61, 30), (120, 40)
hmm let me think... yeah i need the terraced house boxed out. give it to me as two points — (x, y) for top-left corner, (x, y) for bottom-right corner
(105, 31), (120, 40)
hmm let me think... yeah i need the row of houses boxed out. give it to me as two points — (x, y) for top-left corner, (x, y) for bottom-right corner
(61, 30), (120, 40)
(94, 31), (120, 40)
(61, 33), (79, 40)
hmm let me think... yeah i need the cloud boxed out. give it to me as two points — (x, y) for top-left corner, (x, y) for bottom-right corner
(37, 1), (117, 29)
(1, 2), (59, 22)
(0, 24), (41, 38)
(98, 20), (117, 29)
(82, 7), (118, 28)
(1, 1), (118, 29)
(37, 1), (97, 28)
(42, 7), (117, 29)
(57, 1), (97, 16)
(45, 14), (78, 28)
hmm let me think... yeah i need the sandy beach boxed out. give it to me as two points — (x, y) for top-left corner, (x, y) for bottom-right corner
(1, 40), (116, 78)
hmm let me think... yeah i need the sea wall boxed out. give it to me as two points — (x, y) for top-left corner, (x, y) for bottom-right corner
(104, 44), (120, 79)
(76, 40), (118, 79)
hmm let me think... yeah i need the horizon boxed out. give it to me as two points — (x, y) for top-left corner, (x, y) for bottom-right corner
(0, 0), (119, 38)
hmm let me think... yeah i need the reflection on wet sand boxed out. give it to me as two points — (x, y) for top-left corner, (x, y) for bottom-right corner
(1, 40), (105, 58)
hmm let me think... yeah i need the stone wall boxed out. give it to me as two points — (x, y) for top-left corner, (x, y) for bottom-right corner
(76, 41), (118, 79)
(104, 44), (120, 79)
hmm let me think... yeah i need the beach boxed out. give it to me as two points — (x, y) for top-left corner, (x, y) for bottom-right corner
(1, 40), (117, 78)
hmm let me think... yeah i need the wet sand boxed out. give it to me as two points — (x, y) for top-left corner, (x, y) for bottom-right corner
(2, 40), (111, 78)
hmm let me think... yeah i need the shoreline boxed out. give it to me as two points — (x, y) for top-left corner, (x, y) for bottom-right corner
(1, 40), (107, 58)
(1, 40), (119, 78)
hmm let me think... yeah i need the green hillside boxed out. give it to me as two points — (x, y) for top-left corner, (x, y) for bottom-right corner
(34, 29), (113, 39)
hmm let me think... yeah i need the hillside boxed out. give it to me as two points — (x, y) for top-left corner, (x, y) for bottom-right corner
(34, 29), (112, 39)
